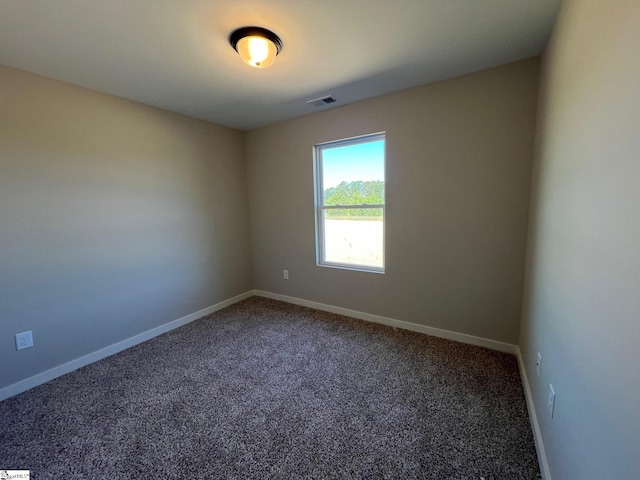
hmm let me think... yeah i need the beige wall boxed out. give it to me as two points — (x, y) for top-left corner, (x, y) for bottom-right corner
(0, 65), (253, 390)
(520, 0), (640, 478)
(245, 59), (539, 344)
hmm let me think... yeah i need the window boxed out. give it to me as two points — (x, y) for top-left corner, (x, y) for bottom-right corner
(314, 133), (385, 273)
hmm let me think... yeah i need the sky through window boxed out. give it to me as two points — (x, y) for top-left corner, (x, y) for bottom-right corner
(322, 140), (384, 189)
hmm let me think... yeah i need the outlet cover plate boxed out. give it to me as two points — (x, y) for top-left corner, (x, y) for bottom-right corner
(16, 330), (34, 350)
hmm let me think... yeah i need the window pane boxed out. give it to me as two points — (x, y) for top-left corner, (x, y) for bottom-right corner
(323, 209), (383, 268)
(315, 133), (385, 273)
(322, 140), (384, 206)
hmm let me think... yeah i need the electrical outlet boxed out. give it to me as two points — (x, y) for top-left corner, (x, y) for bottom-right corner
(548, 384), (556, 418)
(15, 330), (34, 350)
(536, 352), (542, 376)
(283, 269), (289, 280)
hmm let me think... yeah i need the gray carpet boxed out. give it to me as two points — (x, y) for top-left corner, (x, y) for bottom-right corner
(0, 297), (540, 479)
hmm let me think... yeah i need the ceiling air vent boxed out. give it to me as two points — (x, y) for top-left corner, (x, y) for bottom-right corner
(306, 95), (337, 107)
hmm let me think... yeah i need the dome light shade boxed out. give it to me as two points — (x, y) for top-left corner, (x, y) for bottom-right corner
(229, 27), (283, 68)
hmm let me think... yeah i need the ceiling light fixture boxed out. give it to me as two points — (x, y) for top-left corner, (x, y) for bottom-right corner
(229, 26), (283, 68)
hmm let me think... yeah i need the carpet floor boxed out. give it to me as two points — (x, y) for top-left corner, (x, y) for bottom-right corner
(0, 297), (540, 479)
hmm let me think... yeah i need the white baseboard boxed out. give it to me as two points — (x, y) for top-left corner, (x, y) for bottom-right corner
(0, 290), (253, 402)
(515, 347), (551, 480)
(253, 290), (517, 354)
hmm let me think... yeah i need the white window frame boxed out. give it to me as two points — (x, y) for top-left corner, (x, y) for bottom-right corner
(313, 132), (386, 273)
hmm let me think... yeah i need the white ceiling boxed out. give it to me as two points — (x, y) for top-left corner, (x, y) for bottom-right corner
(0, 0), (561, 131)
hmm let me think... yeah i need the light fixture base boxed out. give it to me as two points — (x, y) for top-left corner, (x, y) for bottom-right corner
(230, 27), (282, 54)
